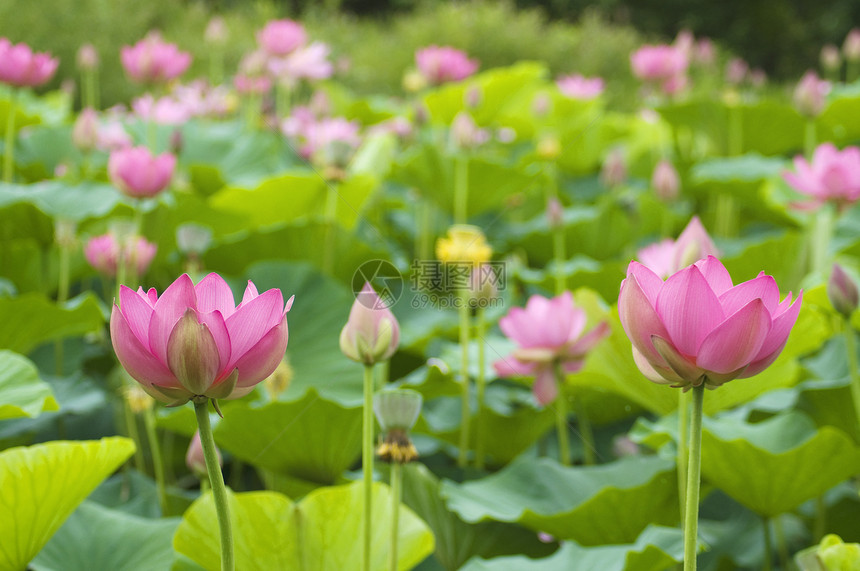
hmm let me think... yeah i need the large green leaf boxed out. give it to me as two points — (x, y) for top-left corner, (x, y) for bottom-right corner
(174, 483), (434, 571)
(30, 501), (179, 571)
(440, 455), (677, 545)
(700, 412), (860, 517)
(214, 389), (362, 489)
(0, 437), (135, 571)
(0, 292), (104, 354)
(0, 350), (58, 419)
(460, 525), (684, 571)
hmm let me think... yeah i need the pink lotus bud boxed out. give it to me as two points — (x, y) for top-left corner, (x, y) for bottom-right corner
(828, 263), (859, 318)
(465, 86), (482, 109)
(339, 282), (400, 365)
(257, 19), (307, 56)
(749, 69), (767, 88)
(169, 129), (183, 155)
(637, 217), (719, 279)
(121, 31), (192, 84)
(556, 74), (605, 100)
(76, 43), (99, 72)
(450, 112), (490, 150)
(612, 435), (641, 458)
(546, 197), (564, 229)
(84, 233), (157, 278)
(204, 17), (228, 46)
(176, 223), (213, 256)
(651, 159), (680, 202)
(493, 292), (610, 405)
(111, 273), (293, 404)
(793, 70), (830, 118)
(618, 256), (802, 390)
(108, 146), (176, 198)
(844, 28), (860, 62)
(600, 148), (627, 188)
(72, 108), (100, 152)
(725, 58), (749, 85)
(532, 93), (551, 117)
(630, 45), (688, 83)
(468, 263), (501, 305)
(694, 38), (715, 66)
(186, 430), (222, 479)
(783, 143), (860, 210)
(415, 45), (478, 85)
(821, 44), (842, 72)
(0, 38), (58, 88)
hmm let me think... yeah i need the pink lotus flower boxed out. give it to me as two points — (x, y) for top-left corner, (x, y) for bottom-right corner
(72, 108), (100, 152)
(268, 42), (334, 85)
(783, 143), (860, 210)
(111, 273), (293, 404)
(0, 38), (58, 87)
(121, 32), (192, 84)
(132, 94), (192, 125)
(339, 282), (400, 365)
(637, 216), (719, 279)
(108, 146), (176, 198)
(618, 256), (801, 390)
(651, 159), (680, 201)
(76, 43), (99, 72)
(85, 233), (157, 278)
(793, 70), (830, 117)
(415, 45), (478, 85)
(493, 292), (610, 405)
(630, 45), (688, 82)
(257, 19), (307, 57)
(556, 74), (605, 100)
(234, 74), (272, 95)
(725, 58), (749, 85)
(450, 111), (490, 150)
(97, 119), (133, 152)
(186, 430), (221, 478)
(844, 28), (860, 62)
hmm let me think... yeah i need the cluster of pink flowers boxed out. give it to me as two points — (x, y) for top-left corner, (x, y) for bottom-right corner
(121, 31), (192, 84)
(630, 44), (689, 95)
(724, 58), (767, 88)
(0, 38), (58, 87)
(415, 45), (479, 86)
(72, 108), (133, 153)
(783, 143), (860, 211)
(556, 74), (605, 100)
(85, 234), (157, 278)
(131, 82), (232, 124)
(281, 105), (361, 166)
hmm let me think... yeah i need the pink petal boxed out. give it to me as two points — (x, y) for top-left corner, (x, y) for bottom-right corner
(618, 274), (672, 366)
(533, 367), (558, 406)
(693, 256), (734, 295)
(718, 274), (780, 315)
(493, 356), (537, 378)
(196, 310), (231, 374)
(195, 274), (237, 317)
(232, 320), (289, 387)
(225, 288), (286, 366)
(110, 306), (179, 388)
(118, 286), (154, 347)
(148, 274), (197, 364)
(627, 261), (664, 304)
(166, 310), (221, 395)
(652, 335), (704, 383)
(566, 321), (610, 357)
(656, 264), (724, 356)
(751, 291), (803, 364)
(241, 281), (260, 305)
(696, 299), (771, 374)
(632, 347), (679, 385)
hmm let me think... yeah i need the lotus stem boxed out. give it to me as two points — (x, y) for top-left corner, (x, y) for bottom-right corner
(122, 393), (145, 472)
(142, 405), (169, 515)
(683, 384), (704, 571)
(773, 516), (790, 571)
(323, 182), (338, 275)
(454, 155), (468, 223)
(4, 89), (17, 183)
(810, 203), (834, 278)
(842, 320), (860, 439)
(678, 389), (688, 524)
(55, 237), (71, 375)
(362, 363), (375, 571)
(193, 398), (234, 571)
(552, 362), (571, 466)
(762, 517), (773, 571)
(474, 305), (487, 470)
(573, 392), (595, 466)
(389, 460), (402, 571)
(457, 288), (472, 468)
(804, 119), (817, 160)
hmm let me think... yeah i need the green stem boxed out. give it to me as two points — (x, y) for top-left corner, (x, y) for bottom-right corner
(194, 398), (234, 571)
(124, 399), (145, 471)
(417, 198), (433, 261)
(843, 321), (860, 437)
(810, 203), (834, 278)
(773, 516), (790, 571)
(362, 364), (375, 571)
(678, 389), (689, 525)
(804, 119), (817, 160)
(55, 241), (71, 376)
(683, 384), (705, 571)
(457, 289), (472, 467)
(4, 89), (17, 183)
(814, 495), (827, 542)
(454, 156), (469, 224)
(210, 48), (224, 87)
(551, 224), (566, 295)
(323, 183), (338, 275)
(142, 405), (169, 515)
(762, 517), (773, 571)
(474, 306), (487, 470)
(552, 362), (571, 466)
(573, 392), (595, 466)
(714, 193), (736, 239)
(389, 460), (402, 571)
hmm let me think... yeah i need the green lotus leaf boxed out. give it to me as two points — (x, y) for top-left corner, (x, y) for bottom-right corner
(440, 455), (677, 545)
(0, 437), (135, 571)
(0, 292), (104, 355)
(0, 349), (58, 419)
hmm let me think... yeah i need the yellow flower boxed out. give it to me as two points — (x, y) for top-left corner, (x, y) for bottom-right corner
(264, 358), (294, 401)
(436, 225), (492, 266)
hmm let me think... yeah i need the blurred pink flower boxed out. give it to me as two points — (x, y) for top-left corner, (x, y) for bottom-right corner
(618, 256), (801, 390)
(257, 19), (307, 57)
(97, 119), (133, 152)
(637, 216), (720, 279)
(186, 430), (222, 478)
(72, 108), (100, 152)
(85, 233), (157, 278)
(630, 44), (688, 83)
(268, 42), (333, 85)
(0, 38), (58, 87)
(844, 28), (860, 62)
(415, 45), (478, 85)
(694, 38), (716, 66)
(493, 292), (609, 405)
(121, 32), (192, 84)
(821, 44), (842, 72)
(110, 273), (293, 404)
(282, 109), (360, 165)
(600, 148), (627, 188)
(783, 142), (860, 210)
(450, 111), (490, 150)
(725, 58), (749, 85)
(132, 94), (191, 125)
(793, 70), (830, 117)
(556, 74), (605, 100)
(108, 146), (176, 198)
(76, 43), (99, 72)
(651, 159), (680, 201)
(205, 17), (228, 46)
(234, 74), (272, 95)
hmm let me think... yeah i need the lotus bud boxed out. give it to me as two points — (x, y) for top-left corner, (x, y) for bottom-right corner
(468, 263), (500, 306)
(54, 219), (77, 249)
(339, 282), (400, 366)
(828, 263), (859, 318)
(264, 357), (294, 400)
(169, 129), (183, 156)
(465, 86), (482, 109)
(600, 148), (627, 188)
(374, 389), (422, 463)
(652, 159), (680, 202)
(204, 17), (228, 46)
(450, 112), (489, 150)
(796, 534), (860, 571)
(186, 430), (222, 479)
(793, 71), (830, 118)
(72, 108), (100, 152)
(532, 93), (551, 117)
(176, 223), (213, 257)
(820, 44), (842, 73)
(844, 29), (860, 63)
(546, 197), (564, 229)
(436, 225), (492, 267)
(76, 43), (99, 72)
(612, 435), (640, 458)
